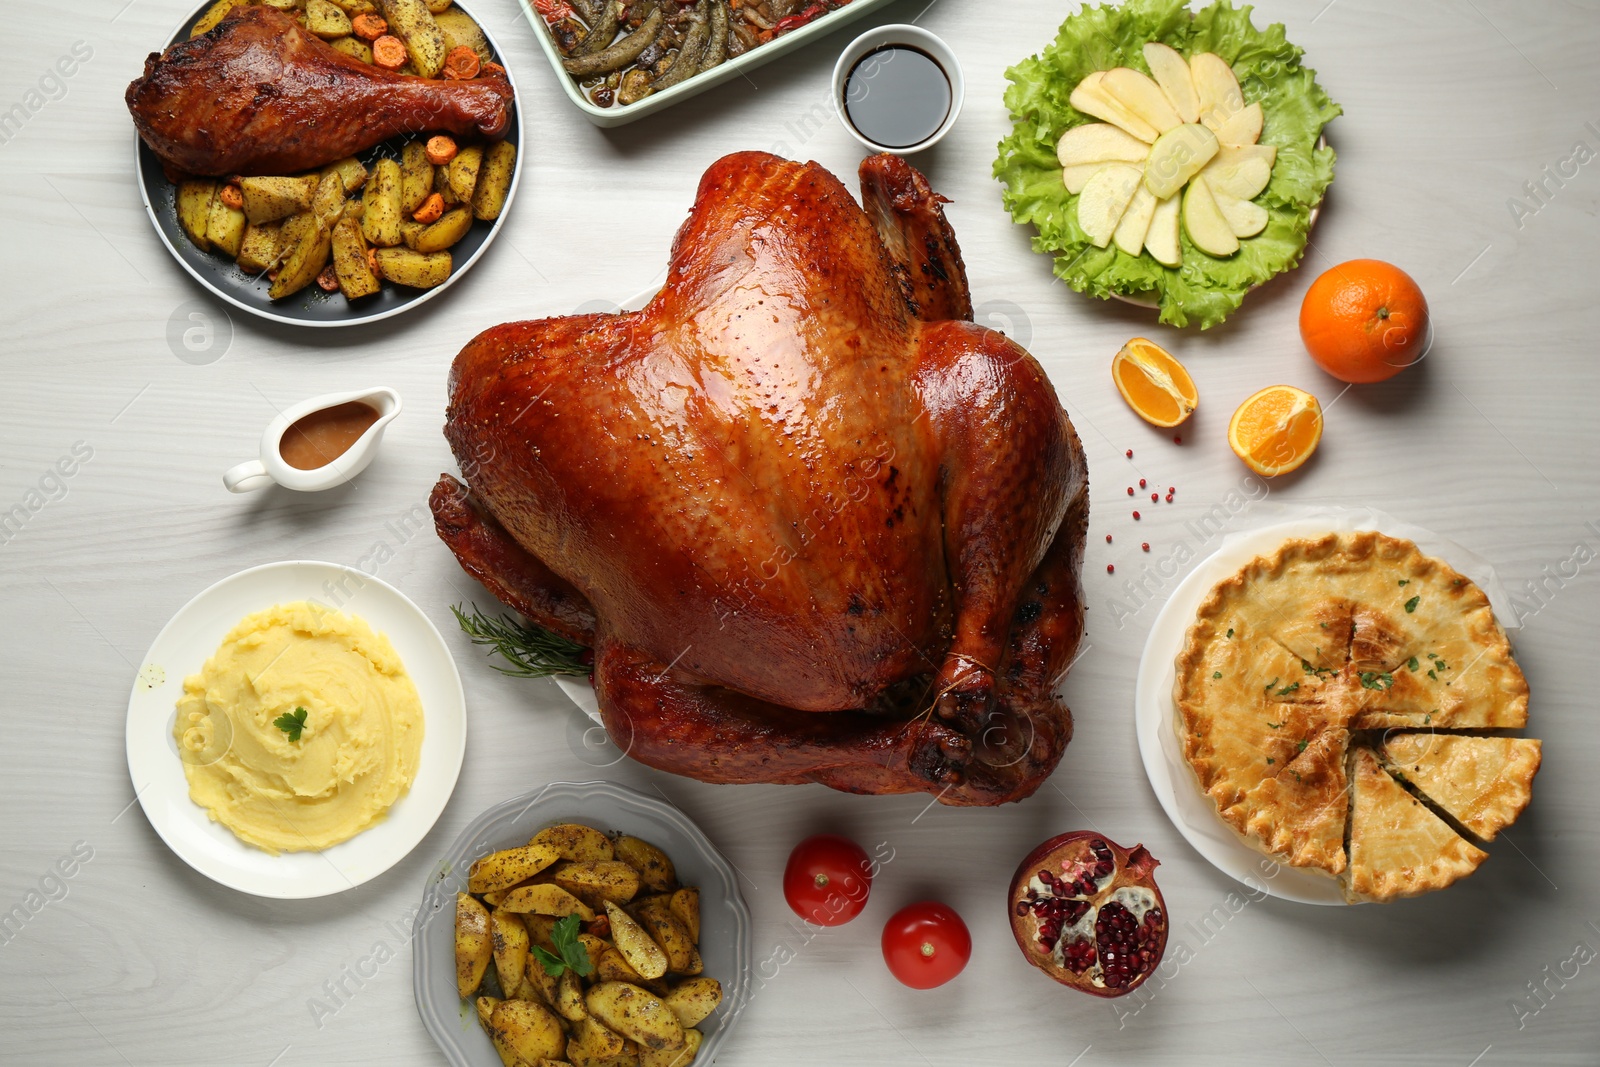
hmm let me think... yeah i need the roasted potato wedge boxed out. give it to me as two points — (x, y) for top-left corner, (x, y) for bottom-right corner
(532, 824), (615, 863)
(236, 221), (282, 275)
(446, 145), (483, 203)
(633, 901), (694, 974)
(425, 0), (452, 12)
(434, 7), (491, 64)
(490, 909), (531, 998)
(401, 140), (433, 214)
(239, 176), (315, 225)
(177, 180), (216, 252)
(639, 1028), (701, 1067)
(489, 999), (568, 1063)
(268, 211), (332, 299)
(667, 889), (699, 944)
(499, 883), (597, 921)
(306, 0), (352, 38)
(378, 0), (447, 76)
(471, 141), (516, 222)
(604, 902), (667, 980)
(322, 155), (368, 194)
(329, 35), (373, 63)
(577, 932), (611, 973)
(206, 196), (246, 258)
(584, 982), (686, 1052)
(330, 217), (379, 300)
(456, 892), (494, 999)
(525, 953), (562, 1006)
(361, 157), (403, 248)
(552, 860), (642, 908)
(570, 1016), (628, 1061)
(661, 979), (721, 1029)
(475, 995), (500, 1028)
(406, 205), (472, 253)
(554, 968), (588, 1022)
(470, 843), (562, 894)
(191, 0), (249, 37)
(614, 837), (675, 893)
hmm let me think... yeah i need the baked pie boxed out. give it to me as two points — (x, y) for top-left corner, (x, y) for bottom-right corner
(1174, 531), (1539, 902)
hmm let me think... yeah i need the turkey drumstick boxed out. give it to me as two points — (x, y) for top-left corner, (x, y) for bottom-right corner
(126, 6), (513, 177)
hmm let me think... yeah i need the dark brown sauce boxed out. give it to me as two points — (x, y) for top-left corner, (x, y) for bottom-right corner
(843, 45), (951, 150)
(280, 401), (380, 471)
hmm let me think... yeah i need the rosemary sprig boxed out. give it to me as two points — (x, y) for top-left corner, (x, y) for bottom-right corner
(451, 604), (591, 679)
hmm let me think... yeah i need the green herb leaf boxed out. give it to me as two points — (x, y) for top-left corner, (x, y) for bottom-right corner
(1265, 757), (1275, 765)
(1296, 739), (1308, 753)
(531, 914), (595, 978)
(1301, 658), (1334, 678)
(1359, 671), (1394, 691)
(1404, 595), (1420, 614)
(453, 604), (591, 679)
(1407, 657), (1419, 671)
(273, 706), (308, 742)
(1397, 579), (1409, 586)
(1226, 628), (1234, 639)
(1213, 671), (1223, 679)
(1276, 682), (1300, 696)
(1428, 669), (1438, 680)
(1264, 676), (1279, 692)
(1266, 721), (1284, 729)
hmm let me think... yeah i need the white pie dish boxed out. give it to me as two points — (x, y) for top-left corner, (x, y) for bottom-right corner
(1132, 507), (1517, 905)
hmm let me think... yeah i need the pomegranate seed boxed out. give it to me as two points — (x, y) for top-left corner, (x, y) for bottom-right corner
(1173, 434), (1182, 444)
(1105, 534), (1113, 543)
(1125, 449), (1133, 458)
(1132, 511), (1140, 520)
(1167, 487), (1175, 494)
(1151, 492), (1159, 502)
(1166, 493), (1174, 503)
(1138, 479), (1146, 488)
(1126, 486), (1134, 496)
(1106, 564), (1114, 574)
(1141, 542), (1149, 552)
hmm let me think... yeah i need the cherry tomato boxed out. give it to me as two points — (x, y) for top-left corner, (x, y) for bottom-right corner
(882, 901), (971, 989)
(783, 834), (872, 926)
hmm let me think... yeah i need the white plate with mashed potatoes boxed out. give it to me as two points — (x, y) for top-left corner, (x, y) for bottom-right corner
(126, 560), (466, 898)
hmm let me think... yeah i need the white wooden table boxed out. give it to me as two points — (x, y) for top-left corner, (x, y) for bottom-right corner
(3, 1), (1598, 1063)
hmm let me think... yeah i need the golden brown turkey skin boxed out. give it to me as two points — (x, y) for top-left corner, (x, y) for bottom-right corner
(126, 6), (513, 177)
(433, 151), (1088, 805)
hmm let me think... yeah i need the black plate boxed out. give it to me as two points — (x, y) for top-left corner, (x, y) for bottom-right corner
(134, 0), (523, 328)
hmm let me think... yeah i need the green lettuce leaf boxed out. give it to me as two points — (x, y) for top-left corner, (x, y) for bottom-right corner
(994, 0), (1341, 328)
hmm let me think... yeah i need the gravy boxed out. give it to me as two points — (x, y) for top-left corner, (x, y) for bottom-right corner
(279, 401), (380, 471)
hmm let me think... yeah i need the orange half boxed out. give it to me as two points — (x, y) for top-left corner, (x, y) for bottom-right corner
(1228, 385), (1323, 476)
(1112, 338), (1198, 428)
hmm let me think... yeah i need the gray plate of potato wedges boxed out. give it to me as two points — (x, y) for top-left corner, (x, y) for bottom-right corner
(414, 780), (752, 1067)
(135, 0), (523, 328)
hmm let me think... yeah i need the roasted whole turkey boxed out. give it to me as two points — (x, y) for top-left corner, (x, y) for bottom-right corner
(431, 152), (1088, 805)
(126, 5), (513, 177)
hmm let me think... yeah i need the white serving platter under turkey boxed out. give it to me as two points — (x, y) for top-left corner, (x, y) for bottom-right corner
(1133, 508), (1518, 906)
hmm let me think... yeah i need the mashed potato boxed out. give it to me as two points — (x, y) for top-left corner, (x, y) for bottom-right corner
(174, 601), (424, 854)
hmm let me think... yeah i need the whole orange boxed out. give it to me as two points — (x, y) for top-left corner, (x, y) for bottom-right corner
(1298, 259), (1429, 383)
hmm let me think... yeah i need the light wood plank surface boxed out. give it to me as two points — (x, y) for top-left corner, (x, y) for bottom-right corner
(2, 0), (1597, 1064)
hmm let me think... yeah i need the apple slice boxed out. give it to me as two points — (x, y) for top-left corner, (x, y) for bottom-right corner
(1062, 163), (1107, 194)
(1057, 123), (1152, 168)
(1101, 67), (1183, 135)
(1212, 101), (1263, 147)
(1077, 164), (1144, 248)
(1190, 52), (1244, 131)
(1143, 123), (1219, 200)
(1144, 192), (1182, 267)
(1201, 145), (1276, 200)
(1143, 42), (1199, 123)
(1069, 72), (1160, 143)
(1182, 176), (1238, 256)
(1212, 187), (1269, 238)
(1113, 184), (1159, 256)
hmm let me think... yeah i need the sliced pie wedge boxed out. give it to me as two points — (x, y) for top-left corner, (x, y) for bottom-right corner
(1230, 727), (1349, 875)
(1346, 748), (1487, 902)
(1380, 734), (1542, 842)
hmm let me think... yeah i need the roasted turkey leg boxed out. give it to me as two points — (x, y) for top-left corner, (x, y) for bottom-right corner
(126, 6), (513, 177)
(432, 151), (1088, 805)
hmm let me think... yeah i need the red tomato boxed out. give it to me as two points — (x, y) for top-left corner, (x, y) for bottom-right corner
(882, 901), (971, 989)
(783, 834), (872, 926)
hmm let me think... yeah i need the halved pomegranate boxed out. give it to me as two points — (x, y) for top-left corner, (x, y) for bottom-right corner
(1007, 832), (1168, 998)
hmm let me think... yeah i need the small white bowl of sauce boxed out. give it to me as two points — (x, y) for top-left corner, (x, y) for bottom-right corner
(833, 25), (963, 155)
(223, 387), (401, 494)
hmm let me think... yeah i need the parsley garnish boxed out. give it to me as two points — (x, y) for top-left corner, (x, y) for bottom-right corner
(1297, 739), (1308, 752)
(1319, 622), (1328, 629)
(1359, 671), (1394, 690)
(1226, 628), (1234, 639)
(1266, 721), (1284, 729)
(1213, 671), (1223, 679)
(1301, 658), (1334, 678)
(1407, 657), (1419, 671)
(1398, 579), (1409, 587)
(1266, 757), (1275, 765)
(1264, 677), (1279, 692)
(1276, 682), (1300, 696)
(1428, 669), (1438, 680)
(529, 914), (596, 979)
(1435, 660), (1449, 671)
(1404, 595), (1420, 614)
(273, 706), (308, 741)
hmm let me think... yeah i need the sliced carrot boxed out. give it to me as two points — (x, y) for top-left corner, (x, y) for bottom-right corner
(316, 265), (340, 292)
(219, 183), (244, 210)
(413, 192), (445, 224)
(371, 34), (407, 70)
(443, 45), (481, 80)
(365, 247), (379, 277)
(425, 135), (458, 165)
(351, 13), (388, 40)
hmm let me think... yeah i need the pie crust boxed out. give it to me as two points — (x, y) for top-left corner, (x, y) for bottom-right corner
(1173, 531), (1537, 902)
